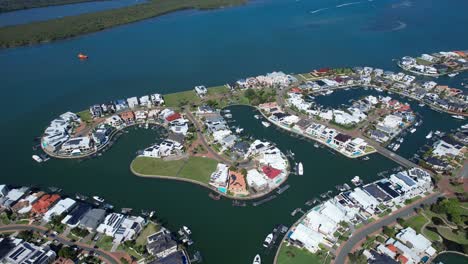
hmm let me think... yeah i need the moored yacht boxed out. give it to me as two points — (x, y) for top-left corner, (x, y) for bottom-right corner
(262, 121), (271, 127)
(93, 196), (105, 203)
(452, 115), (465, 120)
(32, 155), (43, 163)
(253, 254), (261, 264)
(263, 233), (273, 247)
(297, 162), (304, 176)
(461, 124), (468, 130)
(410, 128), (417, 133)
(426, 131), (433, 139)
(183, 226), (192, 235)
(351, 176), (362, 186)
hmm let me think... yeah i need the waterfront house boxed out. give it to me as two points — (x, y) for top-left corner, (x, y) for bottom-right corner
(209, 163), (229, 191)
(146, 229), (178, 259)
(105, 115), (124, 128)
(101, 102), (116, 114)
(197, 105), (215, 115)
(232, 141), (250, 155)
(92, 124), (111, 145)
(127, 97), (139, 108)
(113, 216), (145, 243)
(150, 94), (164, 105)
(31, 194), (60, 215)
(43, 198), (76, 222)
(89, 104), (103, 118)
(60, 136), (93, 155)
(0, 185), (9, 198)
(61, 202), (91, 228)
(135, 110), (148, 121)
(396, 227), (436, 258)
(0, 187), (29, 209)
(79, 208), (106, 231)
(119, 111), (135, 124)
(349, 188), (380, 215)
(227, 170), (248, 196)
(139, 95), (151, 107)
(115, 99), (128, 111)
(432, 138), (464, 157)
(376, 115), (403, 136)
(333, 133), (352, 148)
(11, 191), (44, 215)
(194, 85), (207, 97)
(246, 169), (268, 191)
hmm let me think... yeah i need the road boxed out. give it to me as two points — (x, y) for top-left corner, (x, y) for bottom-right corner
(0, 224), (121, 264)
(333, 192), (441, 264)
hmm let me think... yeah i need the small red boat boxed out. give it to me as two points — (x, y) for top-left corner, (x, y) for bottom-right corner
(77, 53), (88, 60)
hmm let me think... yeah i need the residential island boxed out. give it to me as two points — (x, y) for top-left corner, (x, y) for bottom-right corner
(31, 50), (468, 263)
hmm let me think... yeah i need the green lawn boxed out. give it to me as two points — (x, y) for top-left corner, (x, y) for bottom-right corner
(177, 156), (218, 184)
(131, 156), (218, 185)
(207, 85), (229, 96)
(96, 235), (114, 251)
(77, 109), (92, 123)
(164, 90), (201, 107)
(277, 243), (329, 264)
(136, 222), (160, 246)
(131, 157), (185, 176)
(403, 214), (428, 232)
(436, 226), (468, 245)
(422, 227), (441, 242)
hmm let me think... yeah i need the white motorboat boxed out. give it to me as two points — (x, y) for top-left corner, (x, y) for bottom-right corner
(253, 254), (261, 264)
(32, 155), (43, 163)
(93, 196), (105, 203)
(254, 115), (261, 119)
(297, 162), (304, 176)
(434, 130), (441, 136)
(374, 87), (383, 92)
(263, 233), (273, 248)
(410, 128), (417, 133)
(224, 113), (233, 118)
(235, 127), (244, 134)
(183, 226), (192, 235)
(393, 144), (400, 151)
(351, 176), (362, 186)
(461, 124), (468, 130)
(448, 72), (459, 78)
(325, 90), (334, 95)
(426, 131), (433, 139)
(452, 115), (465, 120)
(262, 121), (271, 127)
(418, 103), (425, 107)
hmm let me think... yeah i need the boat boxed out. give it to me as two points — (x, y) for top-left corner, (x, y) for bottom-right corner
(398, 137), (404, 143)
(434, 130), (441, 136)
(410, 128), (417, 133)
(32, 155), (43, 163)
(374, 87), (383, 92)
(253, 254), (261, 264)
(263, 233), (273, 247)
(461, 124), (468, 130)
(351, 176), (362, 186)
(182, 237), (194, 246)
(392, 144), (400, 151)
(77, 53), (88, 60)
(93, 196), (104, 203)
(418, 103), (425, 107)
(325, 90), (334, 95)
(262, 121), (271, 127)
(426, 131), (433, 139)
(183, 226), (192, 235)
(297, 162), (303, 175)
(448, 72), (459, 78)
(235, 127), (244, 134)
(224, 113), (233, 118)
(362, 156), (370, 161)
(254, 115), (261, 119)
(313, 142), (319, 148)
(452, 115), (465, 120)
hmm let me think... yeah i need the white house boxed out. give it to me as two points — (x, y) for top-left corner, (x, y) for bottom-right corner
(194, 85), (208, 97)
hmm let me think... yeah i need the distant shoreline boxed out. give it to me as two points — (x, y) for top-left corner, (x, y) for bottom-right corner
(0, 0), (247, 49)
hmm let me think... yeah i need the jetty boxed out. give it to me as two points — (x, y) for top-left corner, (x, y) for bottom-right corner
(252, 195), (277, 207)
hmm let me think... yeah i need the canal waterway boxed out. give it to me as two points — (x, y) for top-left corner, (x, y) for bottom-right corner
(0, 0), (145, 27)
(1, 0), (468, 263)
(432, 252), (468, 264)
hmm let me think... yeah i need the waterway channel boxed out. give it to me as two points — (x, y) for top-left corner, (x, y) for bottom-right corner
(1, 0), (468, 263)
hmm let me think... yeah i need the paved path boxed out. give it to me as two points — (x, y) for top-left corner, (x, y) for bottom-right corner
(0, 224), (121, 264)
(333, 193), (441, 264)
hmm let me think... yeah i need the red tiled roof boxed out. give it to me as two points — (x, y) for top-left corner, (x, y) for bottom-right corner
(289, 87), (302, 93)
(397, 104), (411, 112)
(398, 255), (408, 264)
(262, 166), (282, 179)
(31, 194), (60, 214)
(317, 68), (331, 73)
(166, 113), (182, 122)
(386, 244), (397, 253)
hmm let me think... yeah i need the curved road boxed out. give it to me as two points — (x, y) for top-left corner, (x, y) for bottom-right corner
(333, 192), (441, 264)
(0, 224), (121, 264)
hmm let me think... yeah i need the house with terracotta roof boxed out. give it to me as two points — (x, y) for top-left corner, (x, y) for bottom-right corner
(31, 194), (60, 215)
(261, 166), (282, 180)
(119, 111), (135, 124)
(227, 170), (248, 196)
(165, 113), (182, 122)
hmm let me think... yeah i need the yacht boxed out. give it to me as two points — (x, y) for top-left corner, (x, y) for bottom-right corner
(224, 113), (233, 118)
(235, 127), (244, 134)
(183, 226), (192, 235)
(254, 115), (261, 119)
(253, 255), (261, 264)
(32, 155), (43, 163)
(452, 115), (465, 120)
(374, 87), (383, 92)
(434, 130), (441, 136)
(325, 90), (334, 95)
(418, 103), (425, 107)
(297, 162), (304, 176)
(426, 131), (433, 139)
(393, 144), (400, 151)
(461, 124), (468, 130)
(351, 176), (362, 186)
(262, 121), (271, 127)
(448, 72), (459, 77)
(263, 233), (273, 247)
(93, 196), (105, 203)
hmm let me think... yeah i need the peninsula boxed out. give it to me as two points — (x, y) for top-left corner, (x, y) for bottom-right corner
(0, 0), (247, 48)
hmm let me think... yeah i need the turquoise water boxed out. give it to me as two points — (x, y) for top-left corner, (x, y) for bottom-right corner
(1, 0), (468, 263)
(0, 0), (145, 26)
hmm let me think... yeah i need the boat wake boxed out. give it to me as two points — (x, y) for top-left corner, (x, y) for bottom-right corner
(391, 20), (407, 31)
(336, 1), (362, 8)
(310, 8), (329, 14)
